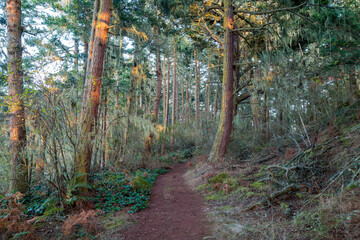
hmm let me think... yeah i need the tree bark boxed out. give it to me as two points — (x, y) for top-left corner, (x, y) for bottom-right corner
(195, 50), (200, 124)
(82, 0), (100, 104)
(74, 37), (79, 73)
(76, 0), (112, 184)
(163, 55), (167, 126)
(7, 0), (28, 193)
(206, 50), (211, 118)
(166, 56), (170, 125)
(213, 53), (222, 117)
(123, 43), (137, 158)
(209, 0), (234, 162)
(171, 40), (177, 146)
(152, 26), (162, 123)
(195, 50), (200, 145)
(101, 90), (108, 170)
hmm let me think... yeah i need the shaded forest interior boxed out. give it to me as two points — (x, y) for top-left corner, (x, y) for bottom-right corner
(0, 0), (360, 239)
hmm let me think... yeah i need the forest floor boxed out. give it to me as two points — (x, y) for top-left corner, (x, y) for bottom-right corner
(118, 163), (211, 240)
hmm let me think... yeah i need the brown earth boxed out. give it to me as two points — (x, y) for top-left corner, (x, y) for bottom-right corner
(121, 163), (210, 240)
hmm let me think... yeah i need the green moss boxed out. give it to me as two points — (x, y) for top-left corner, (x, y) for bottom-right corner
(196, 184), (211, 191)
(244, 192), (258, 198)
(206, 193), (226, 201)
(233, 186), (250, 195)
(105, 218), (128, 230)
(250, 181), (267, 190)
(223, 178), (239, 188)
(208, 173), (231, 183)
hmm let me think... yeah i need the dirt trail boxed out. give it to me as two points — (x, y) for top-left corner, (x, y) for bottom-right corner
(122, 163), (209, 240)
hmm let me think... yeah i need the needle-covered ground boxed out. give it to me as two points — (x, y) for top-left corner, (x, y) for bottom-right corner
(121, 163), (211, 240)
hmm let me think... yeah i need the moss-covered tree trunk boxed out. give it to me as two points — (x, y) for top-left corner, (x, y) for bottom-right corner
(7, 0), (28, 193)
(76, 0), (112, 184)
(82, 0), (100, 104)
(208, 0), (234, 162)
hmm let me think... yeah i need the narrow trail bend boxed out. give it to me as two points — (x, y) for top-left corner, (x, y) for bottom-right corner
(122, 163), (209, 240)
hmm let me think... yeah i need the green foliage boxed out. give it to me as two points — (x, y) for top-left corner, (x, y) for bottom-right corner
(23, 186), (63, 217)
(159, 147), (194, 163)
(196, 183), (212, 191)
(249, 181), (267, 190)
(92, 168), (168, 213)
(132, 170), (152, 191)
(208, 173), (231, 184)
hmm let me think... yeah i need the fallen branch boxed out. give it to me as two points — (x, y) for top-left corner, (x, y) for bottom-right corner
(246, 184), (299, 211)
(265, 165), (300, 180)
(254, 154), (277, 164)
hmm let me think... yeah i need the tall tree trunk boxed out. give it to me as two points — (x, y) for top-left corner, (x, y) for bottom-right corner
(171, 40), (177, 146)
(166, 56), (170, 125)
(123, 43), (137, 158)
(7, 0), (28, 193)
(82, 0), (100, 104)
(181, 67), (185, 121)
(148, 74), (152, 115)
(101, 90), (108, 170)
(186, 82), (190, 122)
(248, 70), (260, 131)
(206, 50), (211, 118)
(115, 31), (123, 111)
(74, 37), (79, 73)
(233, 28), (240, 117)
(213, 53), (222, 117)
(82, 38), (89, 83)
(209, 0), (234, 162)
(194, 50), (200, 145)
(76, 0), (112, 184)
(152, 26), (162, 123)
(163, 55), (167, 126)
(262, 91), (269, 142)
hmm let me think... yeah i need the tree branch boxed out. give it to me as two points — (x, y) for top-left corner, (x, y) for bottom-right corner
(201, 18), (224, 48)
(234, 2), (308, 15)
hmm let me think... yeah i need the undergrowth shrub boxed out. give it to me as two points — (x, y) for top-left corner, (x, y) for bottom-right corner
(91, 168), (168, 213)
(0, 192), (35, 239)
(62, 209), (103, 238)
